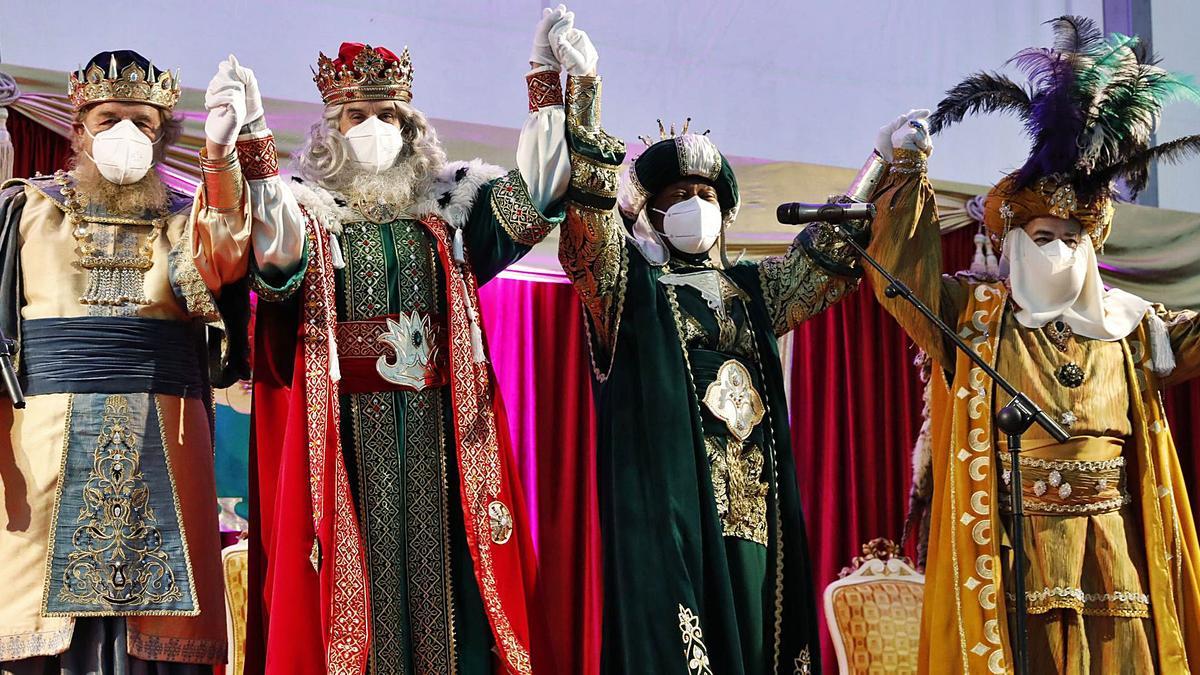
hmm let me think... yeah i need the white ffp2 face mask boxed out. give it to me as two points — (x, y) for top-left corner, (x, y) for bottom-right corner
(1037, 239), (1079, 272)
(85, 119), (157, 185)
(653, 195), (724, 255)
(344, 115), (405, 174)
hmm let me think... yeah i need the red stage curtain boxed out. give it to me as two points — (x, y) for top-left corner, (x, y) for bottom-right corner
(479, 275), (602, 675)
(7, 108), (72, 178)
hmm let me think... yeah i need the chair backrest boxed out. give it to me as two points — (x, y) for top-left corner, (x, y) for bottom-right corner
(222, 539), (250, 675)
(823, 538), (924, 675)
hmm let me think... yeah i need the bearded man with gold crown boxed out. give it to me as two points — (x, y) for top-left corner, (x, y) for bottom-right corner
(547, 10), (935, 673)
(869, 16), (1200, 674)
(0, 49), (264, 673)
(243, 7), (579, 675)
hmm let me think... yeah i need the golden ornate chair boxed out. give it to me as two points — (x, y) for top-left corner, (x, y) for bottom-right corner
(222, 538), (249, 675)
(823, 538), (924, 674)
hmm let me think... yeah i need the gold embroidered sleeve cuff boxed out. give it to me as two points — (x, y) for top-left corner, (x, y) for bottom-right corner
(198, 148), (244, 212)
(490, 169), (563, 247)
(796, 221), (866, 279)
(564, 74), (626, 210)
(566, 74), (602, 128)
(889, 147), (928, 176)
(558, 204), (627, 380)
(526, 69), (564, 112)
(568, 150), (621, 211)
(235, 133), (280, 181)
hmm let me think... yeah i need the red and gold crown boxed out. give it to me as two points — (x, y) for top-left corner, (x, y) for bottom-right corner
(313, 42), (413, 106)
(68, 50), (181, 111)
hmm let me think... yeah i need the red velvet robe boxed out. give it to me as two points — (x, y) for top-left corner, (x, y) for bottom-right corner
(247, 213), (543, 674)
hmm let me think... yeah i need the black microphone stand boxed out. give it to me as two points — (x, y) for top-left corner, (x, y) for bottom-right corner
(0, 325), (24, 409)
(824, 206), (1068, 675)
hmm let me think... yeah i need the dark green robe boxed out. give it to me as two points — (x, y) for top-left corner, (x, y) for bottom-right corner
(589, 245), (852, 675)
(556, 75), (863, 675)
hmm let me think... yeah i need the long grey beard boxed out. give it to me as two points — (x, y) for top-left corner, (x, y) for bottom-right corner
(70, 154), (170, 217)
(335, 155), (431, 210)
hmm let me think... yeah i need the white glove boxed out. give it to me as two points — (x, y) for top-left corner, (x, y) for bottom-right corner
(549, 12), (599, 76)
(874, 109), (932, 162)
(529, 5), (568, 68)
(204, 56), (247, 147)
(227, 54), (264, 125)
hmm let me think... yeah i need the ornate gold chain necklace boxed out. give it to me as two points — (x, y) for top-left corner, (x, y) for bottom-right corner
(57, 172), (164, 307)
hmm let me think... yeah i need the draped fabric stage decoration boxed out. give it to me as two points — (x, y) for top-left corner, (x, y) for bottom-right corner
(0, 73), (18, 182)
(2, 94), (70, 181)
(8, 73), (1200, 673)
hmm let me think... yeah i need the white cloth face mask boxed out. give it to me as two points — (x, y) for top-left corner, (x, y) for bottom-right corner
(344, 115), (405, 174)
(1003, 228), (1149, 341)
(653, 196), (724, 255)
(85, 119), (157, 185)
(1024, 237), (1087, 309)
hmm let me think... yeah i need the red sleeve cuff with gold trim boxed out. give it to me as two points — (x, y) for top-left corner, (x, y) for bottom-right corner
(236, 133), (280, 181)
(526, 69), (563, 113)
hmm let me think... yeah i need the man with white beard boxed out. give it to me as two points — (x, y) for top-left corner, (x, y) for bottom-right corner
(0, 50), (261, 673)
(242, 8), (583, 675)
(870, 17), (1200, 673)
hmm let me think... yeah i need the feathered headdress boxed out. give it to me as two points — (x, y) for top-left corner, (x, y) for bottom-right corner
(930, 16), (1200, 247)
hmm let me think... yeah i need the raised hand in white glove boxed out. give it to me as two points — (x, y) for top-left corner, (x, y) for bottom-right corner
(874, 109), (932, 162)
(549, 11), (599, 76)
(204, 56), (247, 147)
(530, 4), (568, 69)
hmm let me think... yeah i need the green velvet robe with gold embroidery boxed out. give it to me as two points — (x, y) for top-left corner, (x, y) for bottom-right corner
(556, 74), (881, 675)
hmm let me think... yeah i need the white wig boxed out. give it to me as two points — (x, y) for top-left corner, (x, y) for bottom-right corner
(294, 100), (447, 196)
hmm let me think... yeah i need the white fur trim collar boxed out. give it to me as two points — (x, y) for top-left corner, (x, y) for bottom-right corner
(286, 159), (506, 233)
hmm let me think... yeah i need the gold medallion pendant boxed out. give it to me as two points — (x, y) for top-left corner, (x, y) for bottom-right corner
(703, 360), (765, 441)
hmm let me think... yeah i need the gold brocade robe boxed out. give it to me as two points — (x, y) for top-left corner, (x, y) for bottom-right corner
(866, 169), (1200, 674)
(0, 175), (250, 664)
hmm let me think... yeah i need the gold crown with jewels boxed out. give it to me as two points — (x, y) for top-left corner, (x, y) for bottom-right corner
(68, 54), (181, 111)
(313, 43), (414, 106)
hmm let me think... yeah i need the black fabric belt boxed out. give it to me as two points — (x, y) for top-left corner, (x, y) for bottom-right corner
(20, 317), (205, 398)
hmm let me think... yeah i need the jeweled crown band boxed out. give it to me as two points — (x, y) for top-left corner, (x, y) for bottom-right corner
(69, 57), (181, 111)
(314, 44), (413, 105)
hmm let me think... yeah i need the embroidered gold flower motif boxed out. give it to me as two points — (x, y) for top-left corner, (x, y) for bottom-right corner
(677, 604), (714, 675)
(705, 437), (769, 546)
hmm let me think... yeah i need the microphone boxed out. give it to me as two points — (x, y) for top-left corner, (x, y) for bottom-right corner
(776, 201), (876, 225)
